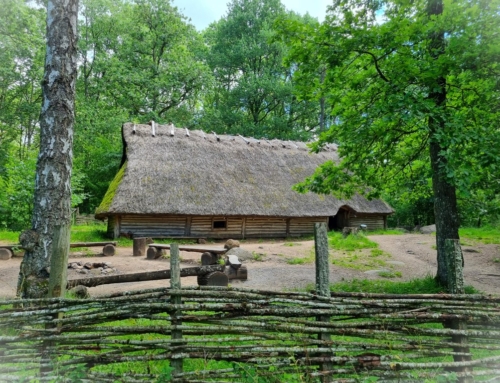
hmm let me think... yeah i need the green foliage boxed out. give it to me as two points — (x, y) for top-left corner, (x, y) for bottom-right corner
(280, 0), (500, 199)
(278, 0), (500, 285)
(0, 0), (45, 168)
(73, 0), (213, 213)
(0, 153), (36, 230)
(199, 0), (319, 140)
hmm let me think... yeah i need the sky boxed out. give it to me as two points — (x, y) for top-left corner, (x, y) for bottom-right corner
(171, 0), (331, 30)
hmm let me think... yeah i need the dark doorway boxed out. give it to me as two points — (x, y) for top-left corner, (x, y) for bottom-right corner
(328, 207), (349, 231)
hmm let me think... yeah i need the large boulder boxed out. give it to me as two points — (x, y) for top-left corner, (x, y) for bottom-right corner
(419, 224), (436, 234)
(224, 239), (240, 250)
(226, 247), (253, 262)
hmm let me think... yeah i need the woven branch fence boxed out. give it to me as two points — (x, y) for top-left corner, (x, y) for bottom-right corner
(1, 286), (500, 383)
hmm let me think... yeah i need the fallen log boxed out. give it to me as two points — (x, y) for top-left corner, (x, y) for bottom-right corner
(67, 264), (225, 288)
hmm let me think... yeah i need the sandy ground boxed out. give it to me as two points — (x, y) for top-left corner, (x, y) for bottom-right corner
(1, 234), (499, 298)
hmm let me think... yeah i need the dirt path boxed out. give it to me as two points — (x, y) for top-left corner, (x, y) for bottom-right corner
(1, 234), (499, 297)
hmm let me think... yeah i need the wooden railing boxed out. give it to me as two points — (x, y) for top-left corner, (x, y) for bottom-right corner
(1, 287), (500, 382)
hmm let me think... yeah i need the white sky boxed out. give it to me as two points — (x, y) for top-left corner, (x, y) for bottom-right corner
(172, 0), (331, 30)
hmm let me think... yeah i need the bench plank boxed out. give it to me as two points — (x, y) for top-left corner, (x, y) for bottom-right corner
(149, 244), (227, 254)
(70, 242), (117, 248)
(0, 244), (23, 251)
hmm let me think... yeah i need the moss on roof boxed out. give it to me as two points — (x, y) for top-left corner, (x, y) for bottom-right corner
(95, 161), (126, 216)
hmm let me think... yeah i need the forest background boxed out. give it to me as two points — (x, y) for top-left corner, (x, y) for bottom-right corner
(0, 0), (499, 233)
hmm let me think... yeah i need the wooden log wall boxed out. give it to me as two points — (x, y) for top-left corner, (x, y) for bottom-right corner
(289, 217), (327, 237)
(112, 214), (334, 239)
(120, 215), (187, 237)
(190, 217), (244, 238)
(348, 214), (385, 230)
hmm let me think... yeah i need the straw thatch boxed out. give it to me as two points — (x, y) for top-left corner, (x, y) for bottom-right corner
(95, 123), (392, 237)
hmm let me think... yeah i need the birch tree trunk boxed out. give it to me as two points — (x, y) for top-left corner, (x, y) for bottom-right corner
(17, 0), (78, 298)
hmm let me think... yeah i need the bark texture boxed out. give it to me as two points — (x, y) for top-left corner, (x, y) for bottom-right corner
(17, 0), (78, 298)
(426, 0), (460, 286)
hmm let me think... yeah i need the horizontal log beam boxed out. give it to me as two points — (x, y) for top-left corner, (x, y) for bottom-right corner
(70, 242), (117, 248)
(0, 244), (22, 250)
(67, 264), (225, 288)
(149, 244), (227, 254)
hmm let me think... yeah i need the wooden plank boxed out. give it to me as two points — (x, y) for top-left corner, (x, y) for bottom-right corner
(0, 244), (22, 251)
(70, 242), (117, 248)
(150, 244), (227, 254)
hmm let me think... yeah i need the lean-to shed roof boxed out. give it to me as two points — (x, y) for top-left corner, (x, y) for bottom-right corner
(95, 123), (393, 218)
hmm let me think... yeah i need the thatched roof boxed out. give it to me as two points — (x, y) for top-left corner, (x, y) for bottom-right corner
(95, 123), (393, 218)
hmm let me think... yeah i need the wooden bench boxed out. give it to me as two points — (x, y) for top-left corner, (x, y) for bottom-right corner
(0, 241), (118, 260)
(0, 244), (22, 260)
(71, 242), (117, 256)
(148, 244), (230, 286)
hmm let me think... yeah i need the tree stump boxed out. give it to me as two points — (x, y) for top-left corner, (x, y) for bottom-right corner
(197, 271), (228, 286)
(342, 227), (359, 238)
(133, 237), (148, 257)
(201, 252), (219, 265)
(227, 254), (241, 269)
(224, 265), (237, 280)
(147, 247), (166, 260)
(102, 244), (116, 256)
(236, 265), (248, 280)
(0, 248), (13, 260)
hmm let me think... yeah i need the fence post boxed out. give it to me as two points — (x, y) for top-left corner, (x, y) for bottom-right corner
(169, 243), (183, 381)
(314, 223), (332, 383)
(445, 239), (473, 383)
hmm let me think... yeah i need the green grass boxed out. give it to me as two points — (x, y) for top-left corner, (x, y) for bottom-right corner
(326, 275), (479, 294)
(0, 230), (19, 243)
(330, 248), (391, 271)
(459, 226), (500, 244)
(377, 270), (402, 278)
(328, 231), (378, 251)
(327, 232), (392, 271)
(251, 251), (265, 261)
(367, 228), (406, 235)
(286, 257), (309, 265)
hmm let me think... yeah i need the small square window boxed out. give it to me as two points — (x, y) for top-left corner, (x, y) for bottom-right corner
(212, 220), (227, 229)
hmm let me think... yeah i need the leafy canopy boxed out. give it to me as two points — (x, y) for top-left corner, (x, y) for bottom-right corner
(277, 0), (500, 200)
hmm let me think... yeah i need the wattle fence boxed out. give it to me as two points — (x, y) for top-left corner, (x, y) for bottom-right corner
(1, 286), (500, 383)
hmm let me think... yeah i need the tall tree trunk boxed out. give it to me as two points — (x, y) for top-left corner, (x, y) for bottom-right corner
(17, 0), (79, 298)
(319, 67), (326, 133)
(427, 0), (460, 286)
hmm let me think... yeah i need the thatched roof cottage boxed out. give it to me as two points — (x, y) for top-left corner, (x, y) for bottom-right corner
(95, 123), (393, 239)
